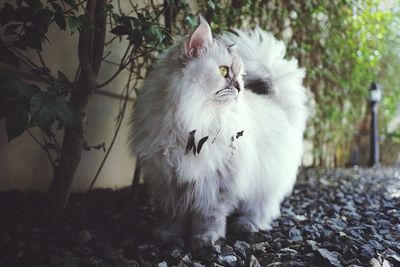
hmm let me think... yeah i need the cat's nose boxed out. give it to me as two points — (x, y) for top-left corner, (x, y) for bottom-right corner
(232, 80), (241, 92)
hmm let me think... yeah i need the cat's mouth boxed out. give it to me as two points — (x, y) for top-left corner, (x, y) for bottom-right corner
(215, 87), (239, 103)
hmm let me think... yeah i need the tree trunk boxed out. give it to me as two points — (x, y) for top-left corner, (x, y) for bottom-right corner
(47, 0), (108, 218)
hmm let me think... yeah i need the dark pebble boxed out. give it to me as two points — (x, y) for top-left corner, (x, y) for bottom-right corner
(359, 244), (375, 260)
(316, 248), (343, 267)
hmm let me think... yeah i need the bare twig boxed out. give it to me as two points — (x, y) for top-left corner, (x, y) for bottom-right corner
(26, 128), (56, 169)
(87, 62), (137, 191)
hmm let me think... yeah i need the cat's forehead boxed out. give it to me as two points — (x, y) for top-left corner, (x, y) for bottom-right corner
(208, 40), (241, 67)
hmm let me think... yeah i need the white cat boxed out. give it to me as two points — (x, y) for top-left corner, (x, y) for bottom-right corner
(130, 16), (308, 249)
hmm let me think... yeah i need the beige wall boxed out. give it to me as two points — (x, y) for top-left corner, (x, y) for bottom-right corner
(0, 3), (136, 192)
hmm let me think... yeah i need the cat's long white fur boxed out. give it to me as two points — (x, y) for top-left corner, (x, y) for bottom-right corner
(130, 26), (308, 243)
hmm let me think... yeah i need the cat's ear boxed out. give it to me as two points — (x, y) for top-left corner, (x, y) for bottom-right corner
(185, 15), (212, 57)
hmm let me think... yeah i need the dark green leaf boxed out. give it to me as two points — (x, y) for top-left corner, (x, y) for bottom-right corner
(63, 0), (77, 9)
(78, 15), (91, 29)
(0, 86), (18, 118)
(111, 25), (129, 36)
(24, 0), (43, 10)
(103, 4), (113, 14)
(0, 41), (20, 68)
(197, 136), (209, 154)
(3, 78), (40, 98)
(185, 129), (196, 155)
(0, 3), (15, 25)
(52, 100), (81, 129)
(14, 7), (35, 22)
(207, 1), (216, 10)
(6, 106), (29, 142)
(129, 29), (143, 46)
(55, 12), (66, 30)
(50, 2), (62, 13)
(236, 130), (244, 139)
(30, 93), (56, 128)
(4, 23), (21, 34)
(67, 16), (80, 34)
(184, 15), (197, 28)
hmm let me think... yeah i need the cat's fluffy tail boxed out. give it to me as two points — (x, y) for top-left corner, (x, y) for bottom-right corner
(221, 28), (308, 131)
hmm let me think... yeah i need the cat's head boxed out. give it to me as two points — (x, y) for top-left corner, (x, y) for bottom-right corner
(176, 16), (243, 104)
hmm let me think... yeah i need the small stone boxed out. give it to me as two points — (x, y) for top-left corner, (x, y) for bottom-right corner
(360, 244), (375, 260)
(294, 214), (307, 222)
(251, 242), (268, 254)
(217, 254), (237, 267)
(234, 240), (250, 259)
(181, 254), (191, 264)
(377, 219), (392, 229)
(289, 228), (302, 238)
(368, 239), (384, 251)
(60, 252), (81, 267)
(288, 227), (303, 243)
(382, 248), (400, 264)
(77, 230), (92, 244)
(280, 247), (298, 255)
(169, 247), (184, 259)
(382, 259), (392, 267)
(248, 255), (261, 267)
(157, 261), (168, 267)
(93, 240), (113, 261)
(73, 246), (93, 256)
(221, 245), (234, 254)
(369, 258), (381, 267)
(210, 263), (224, 267)
(316, 248), (343, 267)
(212, 244), (222, 254)
(306, 240), (318, 251)
(192, 262), (205, 267)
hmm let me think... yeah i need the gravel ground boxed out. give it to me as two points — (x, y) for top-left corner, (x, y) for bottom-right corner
(1, 167), (399, 267)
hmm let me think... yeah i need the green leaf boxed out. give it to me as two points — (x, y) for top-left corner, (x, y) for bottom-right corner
(184, 129), (196, 155)
(55, 12), (66, 31)
(110, 25), (129, 36)
(207, 1), (216, 10)
(50, 2), (62, 13)
(197, 136), (209, 154)
(0, 41), (20, 68)
(78, 15), (91, 29)
(14, 7), (35, 23)
(236, 130), (244, 139)
(52, 100), (81, 129)
(0, 87), (18, 118)
(67, 16), (80, 34)
(30, 93), (56, 128)
(6, 106), (29, 142)
(184, 15), (197, 28)
(129, 29), (143, 46)
(0, 3), (15, 26)
(3, 78), (40, 98)
(63, 0), (77, 9)
(24, 0), (43, 10)
(4, 23), (21, 34)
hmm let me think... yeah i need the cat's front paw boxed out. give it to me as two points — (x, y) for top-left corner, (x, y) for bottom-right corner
(230, 216), (259, 236)
(190, 231), (219, 250)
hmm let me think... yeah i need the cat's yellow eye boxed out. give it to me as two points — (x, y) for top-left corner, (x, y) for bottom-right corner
(219, 66), (229, 78)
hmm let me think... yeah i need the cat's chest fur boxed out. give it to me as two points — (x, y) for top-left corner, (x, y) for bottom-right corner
(159, 99), (254, 191)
